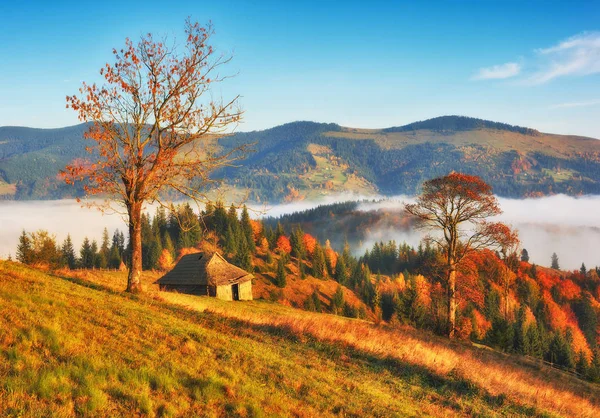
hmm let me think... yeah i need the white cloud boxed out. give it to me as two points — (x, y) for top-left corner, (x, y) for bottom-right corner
(549, 99), (600, 109)
(472, 62), (521, 80)
(529, 32), (600, 84)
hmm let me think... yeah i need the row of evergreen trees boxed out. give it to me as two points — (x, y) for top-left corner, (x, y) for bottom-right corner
(16, 228), (126, 270)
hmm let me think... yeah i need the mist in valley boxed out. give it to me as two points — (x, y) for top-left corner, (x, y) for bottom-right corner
(1, 194), (600, 270)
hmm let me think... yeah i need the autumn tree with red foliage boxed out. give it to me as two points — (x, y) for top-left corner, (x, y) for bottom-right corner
(276, 235), (292, 255)
(302, 233), (317, 256)
(62, 20), (246, 292)
(405, 173), (519, 338)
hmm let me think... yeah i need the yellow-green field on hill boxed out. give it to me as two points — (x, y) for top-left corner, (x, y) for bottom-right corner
(1, 261), (599, 417)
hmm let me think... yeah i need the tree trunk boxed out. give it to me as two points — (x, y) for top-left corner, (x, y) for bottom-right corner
(126, 201), (143, 293)
(447, 265), (456, 338)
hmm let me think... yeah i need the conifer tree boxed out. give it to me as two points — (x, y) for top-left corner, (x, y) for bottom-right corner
(147, 237), (163, 270)
(274, 222), (285, 243)
(240, 205), (256, 253)
(312, 244), (327, 279)
(576, 351), (589, 376)
(224, 225), (237, 256)
(227, 204), (239, 231)
(530, 263), (538, 279)
(176, 203), (202, 248)
(100, 228), (110, 260)
(513, 305), (527, 354)
(16, 230), (33, 265)
(109, 245), (122, 269)
(163, 233), (175, 258)
(298, 257), (306, 279)
(276, 257), (287, 288)
(341, 240), (353, 268)
(332, 286), (345, 314)
(80, 237), (94, 269)
(335, 256), (349, 284)
(61, 234), (77, 269)
(91, 240), (101, 268)
(212, 201), (228, 238)
(290, 227), (306, 259)
(234, 234), (253, 272)
(520, 248), (530, 262)
(551, 252), (560, 270)
(306, 288), (321, 312)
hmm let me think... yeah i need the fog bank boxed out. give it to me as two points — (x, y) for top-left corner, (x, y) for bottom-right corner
(1, 194), (600, 270)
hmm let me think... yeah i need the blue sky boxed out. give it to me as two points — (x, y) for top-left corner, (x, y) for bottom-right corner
(1, 0), (599, 136)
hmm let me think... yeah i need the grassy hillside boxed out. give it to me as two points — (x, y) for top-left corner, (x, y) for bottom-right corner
(1, 261), (599, 417)
(4, 116), (600, 201)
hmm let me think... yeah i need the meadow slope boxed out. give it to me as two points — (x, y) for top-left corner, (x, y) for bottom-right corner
(1, 261), (599, 417)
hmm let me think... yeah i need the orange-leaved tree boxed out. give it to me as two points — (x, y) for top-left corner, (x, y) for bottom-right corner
(62, 20), (247, 292)
(405, 173), (518, 338)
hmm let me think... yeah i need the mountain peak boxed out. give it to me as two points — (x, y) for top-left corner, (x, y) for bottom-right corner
(384, 115), (540, 136)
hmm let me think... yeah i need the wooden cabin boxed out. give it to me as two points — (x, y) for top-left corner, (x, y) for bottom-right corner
(156, 252), (253, 301)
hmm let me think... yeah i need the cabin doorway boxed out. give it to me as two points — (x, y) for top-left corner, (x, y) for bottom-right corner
(232, 283), (240, 301)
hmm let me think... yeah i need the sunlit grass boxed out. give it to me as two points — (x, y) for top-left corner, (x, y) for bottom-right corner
(1, 261), (598, 417)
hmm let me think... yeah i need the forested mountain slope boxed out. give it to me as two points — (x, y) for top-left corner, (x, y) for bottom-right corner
(3, 116), (600, 201)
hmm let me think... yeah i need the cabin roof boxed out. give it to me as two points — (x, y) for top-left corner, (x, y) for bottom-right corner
(156, 252), (253, 287)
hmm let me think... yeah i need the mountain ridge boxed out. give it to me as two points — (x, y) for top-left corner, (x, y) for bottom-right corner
(2, 115), (600, 201)
(3, 115), (598, 138)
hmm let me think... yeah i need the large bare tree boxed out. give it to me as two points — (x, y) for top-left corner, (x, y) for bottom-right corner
(405, 173), (518, 338)
(62, 20), (247, 292)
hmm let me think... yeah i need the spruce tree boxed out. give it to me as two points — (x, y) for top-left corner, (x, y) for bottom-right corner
(332, 286), (345, 314)
(234, 235), (253, 272)
(308, 288), (321, 312)
(276, 257), (287, 288)
(80, 238), (94, 269)
(16, 230), (33, 264)
(274, 222), (285, 243)
(163, 233), (175, 258)
(335, 256), (349, 284)
(513, 306), (527, 354)
(551, 252), (560, 270)
(61, 234), (77, 269)
(146, 235), (163, 270)
(240, 205), (255, 253)
(290, 227), (305, 259)
(100, 228), (110, 263)
(312, 244), (326, 279)
(520, 248), (530, 262)
(224, 225), (237, 256)
(298, 257), (306, 279)
(91, 240), (101, 268)
(212, 201), (228, 238)
(109, 245), (122, 269)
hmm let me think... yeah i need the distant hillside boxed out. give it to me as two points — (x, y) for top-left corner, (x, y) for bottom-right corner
(2, 261), (599, 417)
(0, 124), (90, 199)
(3, 116), (600, 201)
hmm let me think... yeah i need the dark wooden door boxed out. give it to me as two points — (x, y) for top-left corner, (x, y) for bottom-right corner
(232, 283), (239, 301)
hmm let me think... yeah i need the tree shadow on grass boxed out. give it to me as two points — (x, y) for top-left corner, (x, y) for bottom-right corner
(171, 309), (550, 416)
(47, 273), (592, 416)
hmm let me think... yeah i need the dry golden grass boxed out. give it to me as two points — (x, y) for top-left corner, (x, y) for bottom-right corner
(7, 261), (557, 417)
(63, 267), (600, 418)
